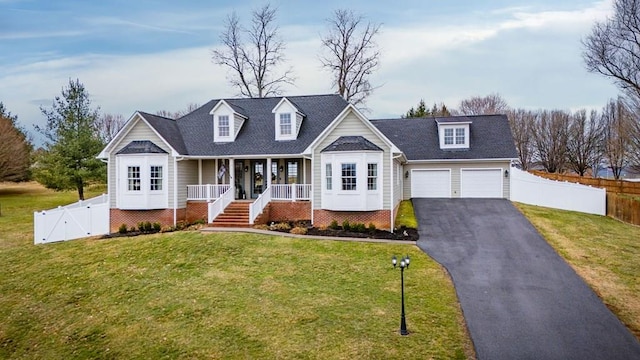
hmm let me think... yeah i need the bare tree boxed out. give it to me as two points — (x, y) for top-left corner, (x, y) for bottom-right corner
(532, 110), (570, 173)
(156, 103), (201, 120)
(456, 93), (509, 115)
(583, 0), (640, 102)
(320, 9), (381, 106)
(0, 103), (31, 181)
(601, 98), (633, 179)
(507, 109), (536, 170)
(96, 113), (126, 143)
(566, 109), (605, 176)
(212, 4), (294, 98)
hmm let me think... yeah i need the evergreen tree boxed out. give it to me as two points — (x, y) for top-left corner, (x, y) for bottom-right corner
(34, 79), (105, 200)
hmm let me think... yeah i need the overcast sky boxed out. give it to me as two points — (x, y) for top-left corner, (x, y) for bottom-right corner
(0, 0), (621, 145)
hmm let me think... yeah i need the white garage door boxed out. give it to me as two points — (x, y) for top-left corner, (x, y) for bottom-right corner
(411, 169), (451, 198)
(461, 169), (503, 198)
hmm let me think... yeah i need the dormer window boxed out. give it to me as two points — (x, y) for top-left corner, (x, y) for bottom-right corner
(210, 100), (247, 143)
(437, 119), (471, 149)
(280, 113), (292, 135)
(273, 97), (305, 141)
(218, 115), (230, 137)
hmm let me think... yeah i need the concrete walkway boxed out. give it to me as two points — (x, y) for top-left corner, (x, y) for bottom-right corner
(413, 198), (640, 360)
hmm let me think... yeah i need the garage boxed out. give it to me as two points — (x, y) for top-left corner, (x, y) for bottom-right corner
(411, 169), (451, 198)
(461, 169), (503, 198)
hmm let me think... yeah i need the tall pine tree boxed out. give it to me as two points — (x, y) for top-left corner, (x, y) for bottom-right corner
(34, 79), (105, 200)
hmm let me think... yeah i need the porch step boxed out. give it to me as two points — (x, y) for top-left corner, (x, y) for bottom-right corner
(210, 201), (252, 228)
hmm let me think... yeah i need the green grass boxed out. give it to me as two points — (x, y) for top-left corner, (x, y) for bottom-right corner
(395, 200), (418, 229)
(0, 182), (473, 359)
(516, 203), (640, 339)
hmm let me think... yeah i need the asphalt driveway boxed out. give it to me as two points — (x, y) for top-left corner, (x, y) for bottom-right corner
(413, 198), (640, 360)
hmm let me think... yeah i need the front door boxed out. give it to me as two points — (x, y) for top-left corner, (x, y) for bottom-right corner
(235, 160), (244, 199)
(251, 160), (266, 199)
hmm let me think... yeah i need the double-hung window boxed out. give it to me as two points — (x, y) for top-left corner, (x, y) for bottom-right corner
(341, 163), (357, 191)
(367, 163), (377, 190)
(455, 128), (465, 145)
(280, 113), (291, 135)
(150, 166), (163, 191)
(218, 115), (229, 137)
(325, 163), (332, 190)
(127, 166), (141, 191)
(444, 128), (454, 145)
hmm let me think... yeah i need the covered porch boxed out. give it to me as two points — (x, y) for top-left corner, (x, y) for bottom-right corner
(185, 157), (312, 225)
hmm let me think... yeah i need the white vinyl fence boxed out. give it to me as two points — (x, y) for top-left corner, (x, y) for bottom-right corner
(34, 194), (109, 244)
(510, 168), (606, 215)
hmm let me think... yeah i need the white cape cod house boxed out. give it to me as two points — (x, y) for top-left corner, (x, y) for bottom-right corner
(98, 94), (517, 231)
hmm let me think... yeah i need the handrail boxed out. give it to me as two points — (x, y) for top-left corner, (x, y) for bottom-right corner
(271, 184), (311, 200)
(207, 185), (235, 223)
(249, 185), (271, 224)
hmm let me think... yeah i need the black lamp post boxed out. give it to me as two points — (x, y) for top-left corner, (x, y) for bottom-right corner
(392, 255), (410, 336)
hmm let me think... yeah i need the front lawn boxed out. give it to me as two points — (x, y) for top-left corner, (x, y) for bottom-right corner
(395, 200), (418, 229)
(516, 203), (640, 339)
(0, 183), (473, 359)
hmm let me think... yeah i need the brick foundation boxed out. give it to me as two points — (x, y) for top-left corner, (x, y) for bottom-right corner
(313, 209), (391, 230)
(186, 201), (208, 224)
(269, 201), (311, 222)
(110, 208), (185, 233)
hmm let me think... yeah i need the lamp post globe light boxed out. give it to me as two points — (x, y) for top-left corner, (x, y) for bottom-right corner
(392, 255), (410, 336)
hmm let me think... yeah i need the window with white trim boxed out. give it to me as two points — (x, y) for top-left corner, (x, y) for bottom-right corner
(367, 163), (377, 190)
(455, 128), (465, 144)
(280, 113), (292, 135)
(326, 163), (332, 190)
(127, 166), (141, 191)
(444, 128), (454, 145)
(218, 115), (229, 137)
(150, 166), (163, 191)
(342, 163), (357, 190)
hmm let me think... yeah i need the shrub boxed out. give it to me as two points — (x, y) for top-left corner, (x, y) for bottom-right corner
(118, 224), (128, 234)
(152, 222), (161, 232)
(342, 220), (351, 231)
(253, 224), (270, 230)
(137, 222), (145, 233)
(329, 220), (340, 230)
(272, 222), (291, 231)
(368, 223), (377, 232)
(352, 223), (366, 233)
(143, 221), (153, 233)
(290, 226), (308, 235)
(192, 218), (206, 225)
(130, 226), (137, 233)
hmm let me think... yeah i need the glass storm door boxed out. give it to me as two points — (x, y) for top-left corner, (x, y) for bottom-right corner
(235, 160), (244, 199)
(251, 160), (266, 199)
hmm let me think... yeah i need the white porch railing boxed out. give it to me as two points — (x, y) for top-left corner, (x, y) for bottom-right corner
(271, 184), (311, 201)
(208, 186), (235, 223)
(249, 186), (271, 224)
(187, 184), (231, 200)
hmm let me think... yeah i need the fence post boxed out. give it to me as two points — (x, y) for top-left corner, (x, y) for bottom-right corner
(291, 183), (297, 202)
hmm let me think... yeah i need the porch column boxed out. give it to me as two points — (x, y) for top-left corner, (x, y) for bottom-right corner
(303, 158), (307, 184)
(215, 158), (219, 185)
(229, 158), (236, 190)
(198, 159), (202, 185)
(266, 158), (272, 188)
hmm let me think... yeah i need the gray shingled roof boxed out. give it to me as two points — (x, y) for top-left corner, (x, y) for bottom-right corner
(371, 115), (518, 161)
(174, 94), (349, 156)
(322, 136), (383, 152)
(138, 112), (187, 154)
(116, 140), (168, 155)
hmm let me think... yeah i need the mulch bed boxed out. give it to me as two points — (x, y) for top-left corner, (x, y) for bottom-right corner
(267, 221), (419, 241)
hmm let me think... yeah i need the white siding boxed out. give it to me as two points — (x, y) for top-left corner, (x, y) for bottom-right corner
(393, 159), (403, 208)
(402, 161), (511, 199)
(177, 160), (198, 208)
(312, 110), (391, 210)
(109, 118), (174, 208)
